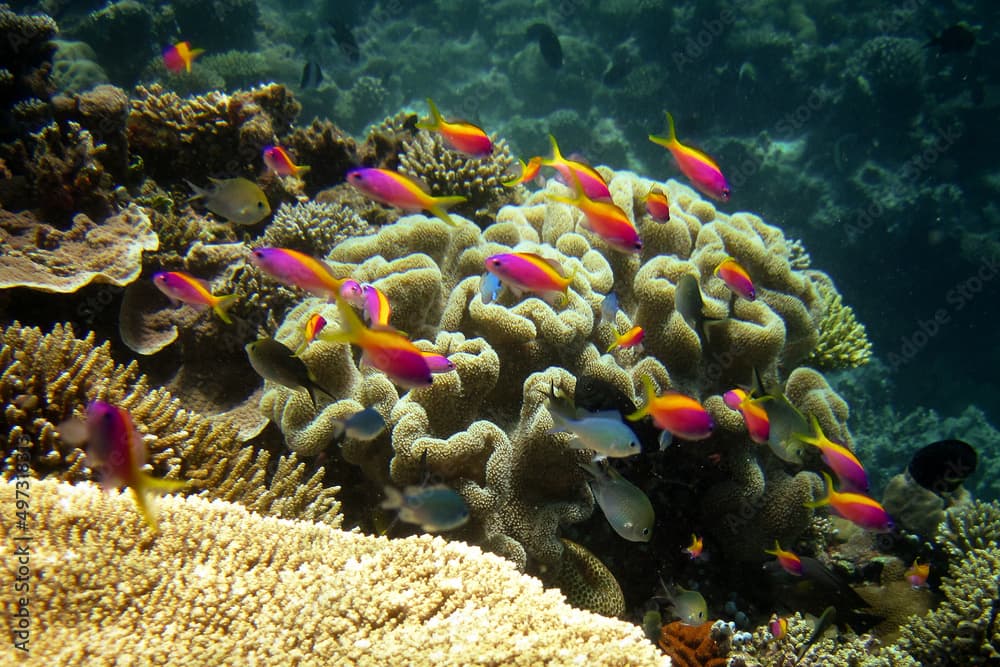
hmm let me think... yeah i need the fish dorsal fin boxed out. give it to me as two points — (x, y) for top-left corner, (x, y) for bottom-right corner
(539, 254), (567, 278)
(575, 408), (623, 422)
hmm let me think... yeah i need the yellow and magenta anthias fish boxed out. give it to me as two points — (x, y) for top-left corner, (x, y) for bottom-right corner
(794, 414), (869, 492)
(769, 617), (789, 640)
(484, 251), (575, 306)
(765, 540), (804, 576)
(723, 387), (770, 444)
(318, 291), (434, 389)
(683, 533), (704, 560)
(649, 111), (731, 202)
(81, 400), (187, 531)
(607, 324), (644, 352)
(346, 167), (467, 227)
(547, 174), (642, 254)
(152, 271), (237, 324)
(714, 256), (756, 301)
(294, 313), (327, 357)
(502, 156), (543, 187)
(644, 186), (671, 222)
(249, 247), (349, 301)
(905, 560), (930, 588)
(628, 375), (714, 441)
(262, 145), (311, 178)
(805, 472), (894, 532)
(416, 98), (493, 157)
(542, 135), (612, 201)
(162, 41), (204, 73)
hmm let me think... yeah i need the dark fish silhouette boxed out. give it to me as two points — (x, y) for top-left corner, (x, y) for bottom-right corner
(301, 60), (324, 89)
(907, 439), (977, 494)
(527, 23), (563, 69)
(329, 19), (361, 63)
(925, 24), (975, 54)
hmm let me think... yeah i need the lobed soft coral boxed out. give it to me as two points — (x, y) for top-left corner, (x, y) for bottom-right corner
(257, 169), (864, 588)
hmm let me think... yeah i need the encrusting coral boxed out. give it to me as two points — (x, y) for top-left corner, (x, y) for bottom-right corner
(0, 479), (669, 667)
(0, 205), (158, 293)
(0, 321), (341, 524)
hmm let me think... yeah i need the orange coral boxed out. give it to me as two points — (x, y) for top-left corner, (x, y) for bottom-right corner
(658, 621), (728, 667)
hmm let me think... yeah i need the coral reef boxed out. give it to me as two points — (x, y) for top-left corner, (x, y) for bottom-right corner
(657, 620), (730, 667)
(0, 4), (57, 140)
(126, 83), (300, 184)
(285, 117), (360, 194)
(0, 205), (157, 293)
(258, 170), (861, 585)
(0, 479), (669, 667)
(69, 0), (152, 85)
(806, 270), (872, 370)
(398, 131), (520, 227)
(0, 119), (118, 223)
(259, 200), (372, 257)
(727, 612), (918, 667)
(0, 321), (341, 524)
(50, 39), (108, 95)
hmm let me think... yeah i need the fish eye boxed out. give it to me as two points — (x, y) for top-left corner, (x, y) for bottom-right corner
(257, 201), (265, 209)
(490, 258), (501, 266)
(634, 242), (643, 250)
(641, 527), (650, 536)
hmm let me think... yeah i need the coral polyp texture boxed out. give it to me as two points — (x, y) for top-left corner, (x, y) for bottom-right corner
(0, 480), (668, 667)
(258, 169), (863, 577)
(0, 321), (341, 524)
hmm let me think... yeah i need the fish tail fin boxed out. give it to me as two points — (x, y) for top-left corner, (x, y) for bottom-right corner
(793, 413), (823, 447)
(295, 164), (312, 177)
(428, 195), (466, 226)
(129, 487), (160, 531)
(626, 375), (656, 421)
(131, 474), (186, 531)
(547, 134), (564, 164)
(323, 293), (369, 345)
(416, 98), (443, 131)
(606, 330), (622, 353)
(212, 294), (238, 324)
(380, 485), (403, 510)
(649, 111), (679, 149)
(502, 158), (528, 187)
(306, 379), (334, 408)
(185, 179), (207, 202)
(803, 471), (834, 509)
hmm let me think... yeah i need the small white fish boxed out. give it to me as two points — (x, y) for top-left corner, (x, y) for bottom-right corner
(579, 460), (654, 542)
(548, 400), (640, 459)
(381, 484), (470, 532)
(599, 291), (620, 327)
(480, 272), (502, 304)
(342, 407), (386, 441)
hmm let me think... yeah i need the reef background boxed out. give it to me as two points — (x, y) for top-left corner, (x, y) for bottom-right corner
(3, 0), (1000, 664)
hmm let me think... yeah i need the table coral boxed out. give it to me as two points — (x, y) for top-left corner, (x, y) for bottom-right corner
(0, 205), (157, 293)
(0, 480), (668, 667)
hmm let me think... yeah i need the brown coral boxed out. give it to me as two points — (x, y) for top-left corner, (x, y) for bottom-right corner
(657, 621), (729, 667)
(0, 321), (341, 524)
(127, 82), (300, 184)
(398, 131), (521, 227)
(0, 205), (158, 293)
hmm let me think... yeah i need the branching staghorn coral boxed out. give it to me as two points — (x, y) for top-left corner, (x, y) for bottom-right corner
(0, 479), (669, 667)
(807, 270), (872, 370)
(0, 321), (341, 524)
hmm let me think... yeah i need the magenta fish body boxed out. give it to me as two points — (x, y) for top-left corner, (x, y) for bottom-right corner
(249, 247), (344, 299)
